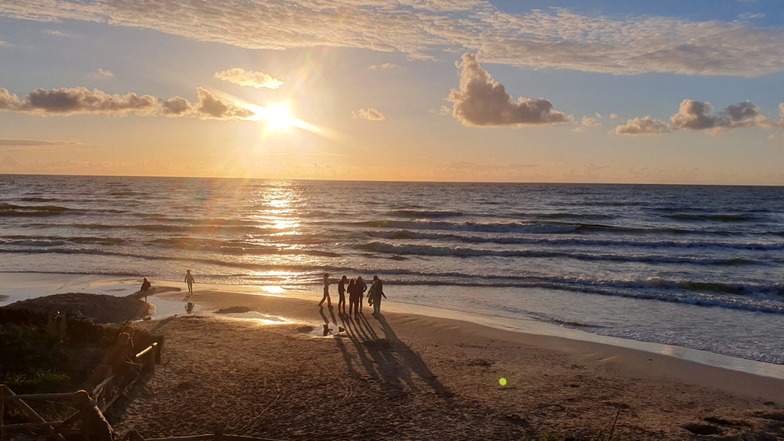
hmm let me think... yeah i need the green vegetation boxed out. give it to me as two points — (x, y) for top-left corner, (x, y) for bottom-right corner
(0, 308), (155, 394)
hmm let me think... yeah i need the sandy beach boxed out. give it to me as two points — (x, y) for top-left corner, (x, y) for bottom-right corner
(105, 288), (784, 440)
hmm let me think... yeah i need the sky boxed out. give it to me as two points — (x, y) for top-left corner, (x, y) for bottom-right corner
(1, 0), (783, 185)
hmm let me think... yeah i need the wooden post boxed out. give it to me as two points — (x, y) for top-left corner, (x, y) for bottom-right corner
(1, 384), (6, 441)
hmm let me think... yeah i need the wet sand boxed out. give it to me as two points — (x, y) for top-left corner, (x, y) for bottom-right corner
(112, 289), (784, 440)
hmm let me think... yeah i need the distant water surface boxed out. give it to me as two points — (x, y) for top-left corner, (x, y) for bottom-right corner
(1, 175), (783, 364)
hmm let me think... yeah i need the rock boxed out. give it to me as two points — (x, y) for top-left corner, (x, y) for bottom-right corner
(1, 293), (154, 323)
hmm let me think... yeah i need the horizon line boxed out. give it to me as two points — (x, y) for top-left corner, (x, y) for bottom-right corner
(1, 172), (782, 188)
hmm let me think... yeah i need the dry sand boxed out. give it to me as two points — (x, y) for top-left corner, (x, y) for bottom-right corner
(113, 289), (784, 440)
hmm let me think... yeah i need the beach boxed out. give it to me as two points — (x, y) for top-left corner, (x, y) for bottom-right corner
(105, 288), (784, 440)
(2, 175), (784, 439)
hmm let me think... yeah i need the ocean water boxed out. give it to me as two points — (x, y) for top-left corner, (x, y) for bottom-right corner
(1, 175), (783, 365)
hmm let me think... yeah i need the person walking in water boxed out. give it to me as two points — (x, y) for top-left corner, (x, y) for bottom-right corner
(337, 275), (348, 314)
(318, 273), (332, 308)
(184, 270), (195, 299)
(368, 275), (386, 315)
(355, 276), (367, 313)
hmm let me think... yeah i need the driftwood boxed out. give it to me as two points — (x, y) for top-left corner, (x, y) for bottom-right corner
(126, 286), (181, 301)
(128, 428), (283, 441)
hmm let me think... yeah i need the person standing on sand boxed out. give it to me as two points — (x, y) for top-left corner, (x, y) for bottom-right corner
(347, 278), (358, 314)
(318, 273), (332, 308)
(184, 270), (195, 298)
(338, 275), (348, 314)
(368, 275), (386, 315)
(355, 276), (367, 313)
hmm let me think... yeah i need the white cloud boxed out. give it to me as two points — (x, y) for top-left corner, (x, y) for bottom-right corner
(42, 29), (72, 38)
(352, 108), (385, 121)
(448, 53), (570, 127)
(215, 68), (284, 89)
(2, 1), (783, 77)
(90, 68), (114, 80)
(612, 116), (671, 135)
(573, 115), (602, 132)
(368, 63), (401, 71)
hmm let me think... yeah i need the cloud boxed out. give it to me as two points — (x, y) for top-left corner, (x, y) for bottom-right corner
(0, 87), (157, 115)
(214, 68), (284, 89)
(194, 87), (254, 120)
(613, 99), (781, 135)
(0, 138), (79, 148)
(90, 68), (114, 79)
(670, 99), (768, 130)
(352, 108), (385, 121)
(161, 96), (193, 117)
(0, 40), (9, 47)
(2, 2), (784, 77)
(0, 87), (254, 120)
(573, 115), (602, 132)
(448, 53), (570, 127)
(42, 29), (72, 38)
(613, 116), (671, 135)
(368, 63), (401, 71)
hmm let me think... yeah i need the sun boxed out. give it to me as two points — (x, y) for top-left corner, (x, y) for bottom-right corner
(262, 103), (297, 131)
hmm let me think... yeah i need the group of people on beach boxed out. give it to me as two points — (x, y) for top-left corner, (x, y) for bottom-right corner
(319, 273), (386, 315)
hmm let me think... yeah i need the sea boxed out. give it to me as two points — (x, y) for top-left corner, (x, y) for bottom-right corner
(1, 175), (783, 367)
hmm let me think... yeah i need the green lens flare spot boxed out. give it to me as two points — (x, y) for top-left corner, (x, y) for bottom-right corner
(499, 377), (507, 387)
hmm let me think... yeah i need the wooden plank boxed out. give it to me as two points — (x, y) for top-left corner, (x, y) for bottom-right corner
(92, 374), (117, 397)
(136, 342), (157, 359)
(143, 435), (282, 441)
(3, 392), (74, 401)
(143, 435), (214, 441)
(1, 386), (47, 423)
(1, 421), (65, 430)
(0, 386), (65, 441)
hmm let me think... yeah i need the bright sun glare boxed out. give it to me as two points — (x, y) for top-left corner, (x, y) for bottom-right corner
(262, 104), (297, 131)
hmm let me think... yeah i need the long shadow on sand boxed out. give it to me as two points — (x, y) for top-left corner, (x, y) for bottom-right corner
(335, 311), (453, 401)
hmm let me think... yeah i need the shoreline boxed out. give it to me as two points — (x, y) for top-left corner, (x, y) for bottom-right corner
(118, 288), (784, 439)
(3, 272), (784, 438)
(2, 272), (783, 381)
(172, 289), (784, 403)
(2, 272), (784, 381)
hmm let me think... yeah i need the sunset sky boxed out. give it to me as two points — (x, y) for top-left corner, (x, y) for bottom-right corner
(1, 0), (783, 184)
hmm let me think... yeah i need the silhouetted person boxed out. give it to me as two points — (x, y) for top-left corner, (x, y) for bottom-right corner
(338, 275), (348, 314)
(347, 278), (358, 314)
(368, 275), (386, 315)
(318, 273), (332, 308)
(139, 277), (152, 302)
(356, 276), (367, 313)
(72, 390), (115, 441)
(184, 269), (195, 299)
